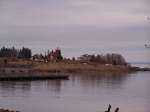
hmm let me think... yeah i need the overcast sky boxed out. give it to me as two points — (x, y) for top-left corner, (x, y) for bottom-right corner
(0, 0), (149, 27)
(0, 0), (150, 62)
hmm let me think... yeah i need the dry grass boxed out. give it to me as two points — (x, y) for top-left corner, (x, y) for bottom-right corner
(33, 62), (131, 74)
(0, 58), (34, 68)
(0, 58), (131, 74)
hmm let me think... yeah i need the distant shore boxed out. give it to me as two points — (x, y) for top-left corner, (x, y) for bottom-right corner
(0, 58), (149, 81)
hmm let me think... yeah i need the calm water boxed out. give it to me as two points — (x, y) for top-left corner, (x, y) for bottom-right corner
(0, 1), (150, 111)
(0, 70), (150, 112)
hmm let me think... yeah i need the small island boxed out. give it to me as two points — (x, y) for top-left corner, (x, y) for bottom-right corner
(0, 47), (149, 81)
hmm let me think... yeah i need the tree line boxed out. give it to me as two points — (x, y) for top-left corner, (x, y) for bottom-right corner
(0, 46), (128, 65)
(33, 48), (63, 62)
(0, 47), (32, 59)
(0, 47), (63, 62)
(78, 53), (128, 65)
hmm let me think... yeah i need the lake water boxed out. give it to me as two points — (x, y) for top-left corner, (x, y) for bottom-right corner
(0, 70), (150, 112)
(0, 0), (150, 111)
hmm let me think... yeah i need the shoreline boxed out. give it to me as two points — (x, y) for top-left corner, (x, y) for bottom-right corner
(0, 108), (19, 112)
(0, 62), (149, 81)
(0, 68), (69, 81)
(0, 58), (150, 81)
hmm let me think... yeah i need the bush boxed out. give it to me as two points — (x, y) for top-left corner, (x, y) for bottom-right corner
(78, 53), (127, 65)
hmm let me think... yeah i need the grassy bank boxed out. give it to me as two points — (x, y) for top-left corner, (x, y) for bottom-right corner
(32, 62), (131, 74)
(0, 58), (139, 76)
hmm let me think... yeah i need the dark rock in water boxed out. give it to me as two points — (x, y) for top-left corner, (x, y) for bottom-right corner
(104, 105), (119, 112)
(0, 108), (19, 112)
(104, 104), (111, 112)
(108, 104), (111, 112)
(114, 107), (119, 112)
(130, 66), (150, 71)
(140, 68), (150, 71)
(136, 67), (150, 71)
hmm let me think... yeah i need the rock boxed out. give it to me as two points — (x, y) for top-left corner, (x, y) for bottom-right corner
(0, 108), (19, 112)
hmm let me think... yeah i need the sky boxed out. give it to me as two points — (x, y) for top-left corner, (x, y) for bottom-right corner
(0, 0), (150, 62)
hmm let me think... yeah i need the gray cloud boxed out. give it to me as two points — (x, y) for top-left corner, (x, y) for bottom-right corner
(0, 0), (149, 62)
(0, 0), (149, 27)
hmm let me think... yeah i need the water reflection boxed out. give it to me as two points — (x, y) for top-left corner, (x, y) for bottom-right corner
(71, 73), (130, 90)
(0, 73), (130, 96)
(0, 81), (31, 97)
(0, 79), (65, 97)
(0, 72), (149, 112)
(45, 80), (62, 93)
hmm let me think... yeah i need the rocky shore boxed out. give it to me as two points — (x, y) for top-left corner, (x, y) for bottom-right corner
(0, 108), (19, 112)
(130, 66), (150, 71)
